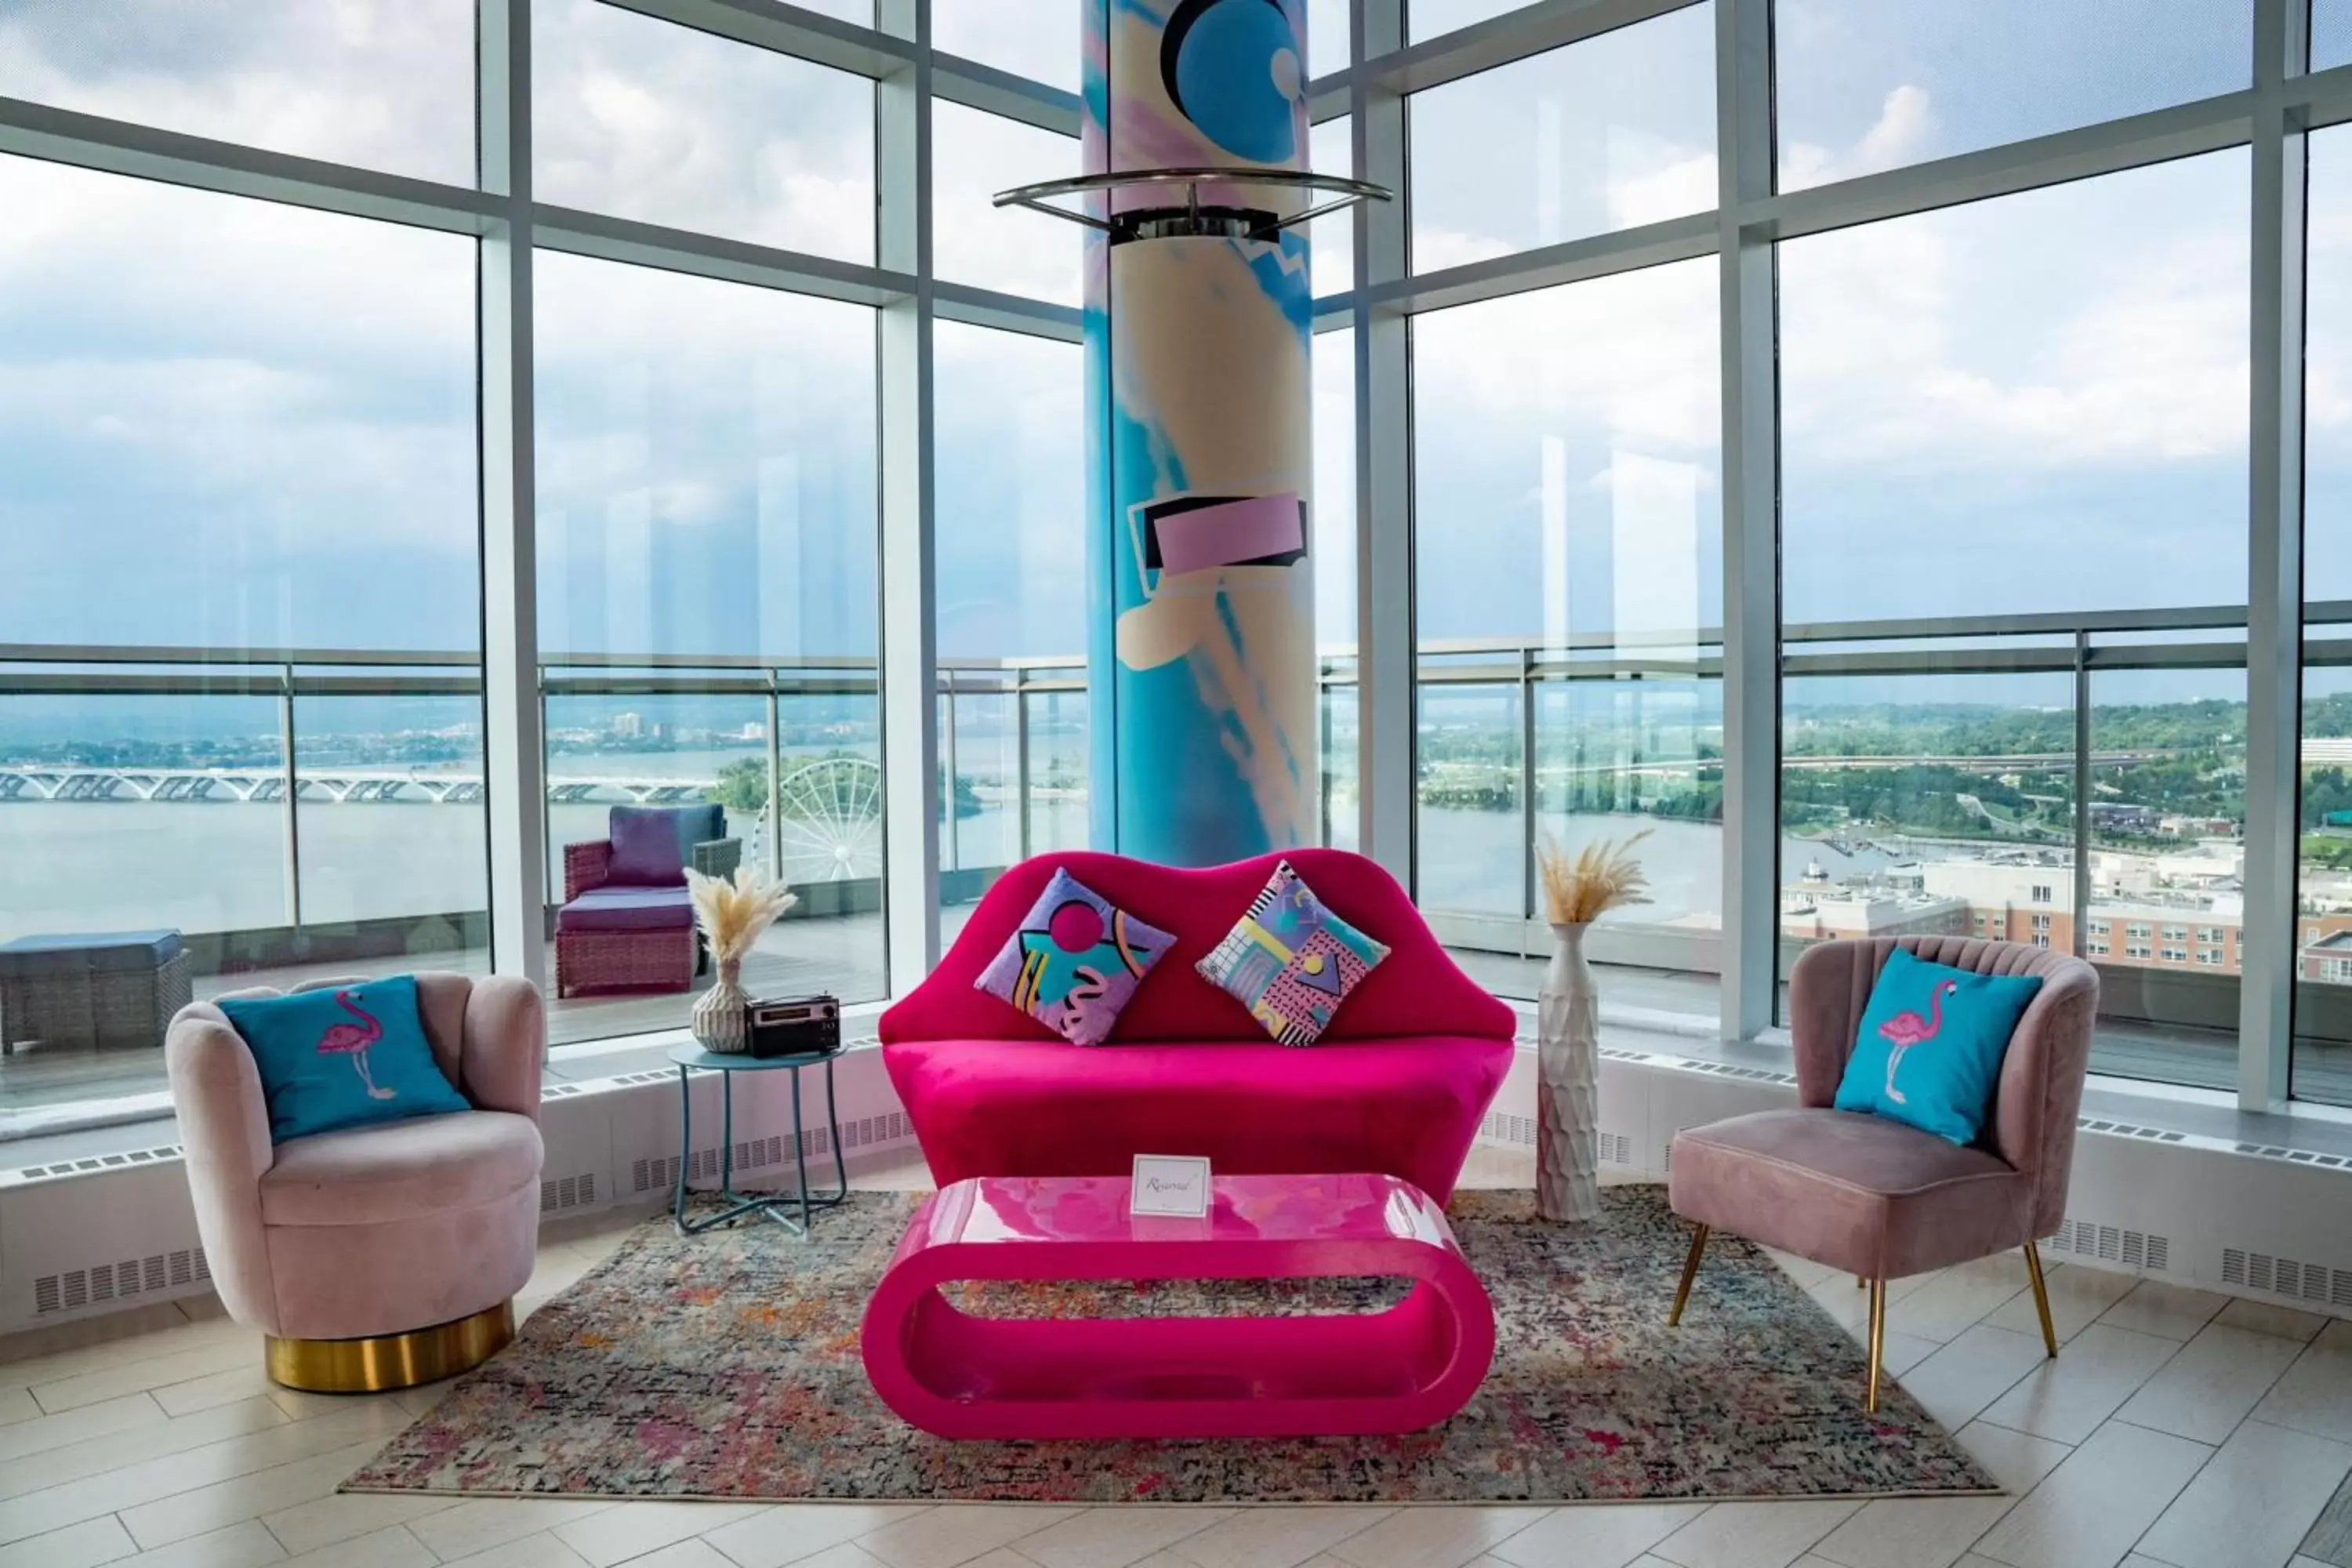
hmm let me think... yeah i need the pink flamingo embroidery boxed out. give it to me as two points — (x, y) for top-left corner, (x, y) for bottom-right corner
(1878, 979), (1958, 1105)
(315, 989), (394, 1100)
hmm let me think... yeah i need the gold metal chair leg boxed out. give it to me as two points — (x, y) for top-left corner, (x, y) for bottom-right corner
(2024, 1240), (2059, 1359)
(1668, 1223), (1709, 1327)
(1864, 1276), (1887, 1414)
(265, 1301), (513, 1393)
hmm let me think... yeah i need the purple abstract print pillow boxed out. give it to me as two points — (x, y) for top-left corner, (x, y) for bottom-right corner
(974, 868), (1175, 1046)
(1196, 860), (1389, 1046)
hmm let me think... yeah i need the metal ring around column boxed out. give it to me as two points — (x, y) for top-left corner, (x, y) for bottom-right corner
(994, 168), (1392, 239)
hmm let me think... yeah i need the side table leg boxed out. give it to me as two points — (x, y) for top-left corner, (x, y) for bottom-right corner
(671, 1065), (691, 1233)
(790, 1065), (810, 1233)
(822, 1057), (848, 1201)
(720, 1070), (735, 1200)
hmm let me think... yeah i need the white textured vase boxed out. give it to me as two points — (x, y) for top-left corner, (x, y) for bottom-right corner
(692, 957), (750, 1054)
(1537, 920), (1602, 1222)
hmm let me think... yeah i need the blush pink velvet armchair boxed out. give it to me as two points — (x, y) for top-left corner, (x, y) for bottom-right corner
(881, 849), (1517, 1203)
(1666, 936), (2099, 1411)
(166, 972), (546, 1392)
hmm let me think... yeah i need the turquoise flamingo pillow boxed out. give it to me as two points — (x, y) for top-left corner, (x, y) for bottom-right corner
(1835, 948), (2044, 1145)
(220, 975), (470, 1144)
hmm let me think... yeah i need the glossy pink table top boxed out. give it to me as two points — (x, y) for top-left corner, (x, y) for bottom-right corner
(902, 1172), (1457, 1259)
(862, 1173), (1496, 1440)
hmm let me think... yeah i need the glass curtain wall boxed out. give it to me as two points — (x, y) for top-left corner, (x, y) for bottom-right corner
(931, 322), (1087, 936)
(10, 0), (2352, 1116)
(2300, 125), (2352, 1106)
(0, 143), (485, 1111)
(1777, 149), (2252, 1085)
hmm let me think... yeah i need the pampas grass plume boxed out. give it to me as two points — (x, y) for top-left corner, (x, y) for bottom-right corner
(684, 865), (797, 965)
(1537, 829), (1653, 925)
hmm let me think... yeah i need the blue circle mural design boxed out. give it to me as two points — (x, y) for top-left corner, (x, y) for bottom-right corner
(1160, 0), (1301, 165)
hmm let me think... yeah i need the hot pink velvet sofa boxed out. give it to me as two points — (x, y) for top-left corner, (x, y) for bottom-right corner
(880, 849), (1517, 1203)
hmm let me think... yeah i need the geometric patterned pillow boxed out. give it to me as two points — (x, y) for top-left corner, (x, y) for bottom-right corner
(1196, 859), (1389, 1046)
(973, 867), (1174, 1046)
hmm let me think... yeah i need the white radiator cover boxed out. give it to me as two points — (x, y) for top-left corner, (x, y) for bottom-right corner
(0, 1042), (917, 1334)
(1476, 1044), (2352, 1321)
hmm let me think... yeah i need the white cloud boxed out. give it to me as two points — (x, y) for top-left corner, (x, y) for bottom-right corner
(1780, 146), (2251, 473)
(1780, 85), (1941, 191)
(0, 0), (475, 183)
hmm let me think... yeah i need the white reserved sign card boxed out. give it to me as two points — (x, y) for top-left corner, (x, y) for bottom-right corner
(1130, 1154), (1211, 1218)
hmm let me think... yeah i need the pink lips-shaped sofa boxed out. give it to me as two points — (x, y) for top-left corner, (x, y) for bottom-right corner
(880, 848), (1518, 1203)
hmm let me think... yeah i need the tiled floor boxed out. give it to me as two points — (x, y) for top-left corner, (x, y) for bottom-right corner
(2, 1149), (2348, 1568)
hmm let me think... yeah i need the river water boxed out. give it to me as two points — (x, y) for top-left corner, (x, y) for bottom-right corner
(0, 740), (1897, 941)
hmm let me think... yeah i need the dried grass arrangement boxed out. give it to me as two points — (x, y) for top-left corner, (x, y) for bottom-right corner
(684, 865), (798, 966)
(1536, 830), (1653, 925)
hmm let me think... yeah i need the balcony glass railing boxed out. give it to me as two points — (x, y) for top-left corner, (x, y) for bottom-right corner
(8, 609), (2352, 1119)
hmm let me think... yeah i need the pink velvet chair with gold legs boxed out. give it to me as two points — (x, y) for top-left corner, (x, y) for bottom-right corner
(166, 972), (546, 1392)
(1665, 936), (2099, 1412)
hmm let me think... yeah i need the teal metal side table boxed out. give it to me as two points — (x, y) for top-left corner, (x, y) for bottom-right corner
(667, 1043), (848, 1236)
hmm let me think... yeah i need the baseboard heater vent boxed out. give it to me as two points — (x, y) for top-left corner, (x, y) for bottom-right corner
(9, 1143), (183, 1185)
(34, 1245), (209, 1316)
(2221, 1247), (2352, 1308)
(1479, 1111), (1537, 1148)
(1675, 1058), (1798, 1087)
(2232, 1142), (2352, 1171)
(1597, 1131), (1635, 1167)
(839, 1109), (910, 1152)
(2079, 1118), (2189, 1145)
(543, 1083), (586, 1101)
(539, 1172), (601, 1214)
(2051, 1217), (2170, 1272)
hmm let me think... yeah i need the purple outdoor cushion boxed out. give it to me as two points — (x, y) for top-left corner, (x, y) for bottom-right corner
(608, 804), (725, 887)
(557, 884), (695, 934)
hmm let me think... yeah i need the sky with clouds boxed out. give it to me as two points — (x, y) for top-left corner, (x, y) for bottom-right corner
(0, 0), (2345, 677)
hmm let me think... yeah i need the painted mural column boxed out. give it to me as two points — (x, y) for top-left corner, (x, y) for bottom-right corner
(1082, 0), (1318, 865)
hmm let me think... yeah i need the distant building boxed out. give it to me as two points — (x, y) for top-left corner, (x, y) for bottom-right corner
(2303, 931), (2352, 985)
(612, 712), (644, 739)
(2088, 802), (2161, 836)
(1780, 886), (1968, 943)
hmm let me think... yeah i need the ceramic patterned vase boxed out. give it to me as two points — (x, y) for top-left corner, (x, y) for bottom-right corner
(692, 957), (750, 1054)
(1537, 920), (1602, 1222)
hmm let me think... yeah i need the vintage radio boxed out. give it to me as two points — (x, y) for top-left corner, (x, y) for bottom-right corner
(746, 993), (841, 1058)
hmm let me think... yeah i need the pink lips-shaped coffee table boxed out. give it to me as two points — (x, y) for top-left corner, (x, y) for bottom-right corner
(860, 1172), (1496, 1440)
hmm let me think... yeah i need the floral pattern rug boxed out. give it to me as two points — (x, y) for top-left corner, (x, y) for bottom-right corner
(343, 1185), (1995, 1504)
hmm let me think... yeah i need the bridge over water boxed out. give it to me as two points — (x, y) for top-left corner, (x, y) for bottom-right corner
(0, 767), (716, 806)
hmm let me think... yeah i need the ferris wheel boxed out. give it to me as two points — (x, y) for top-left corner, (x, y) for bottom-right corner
(771, 755), (884, 884)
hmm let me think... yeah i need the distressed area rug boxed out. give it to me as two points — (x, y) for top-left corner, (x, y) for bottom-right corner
(343, 1185), (1994, 1504)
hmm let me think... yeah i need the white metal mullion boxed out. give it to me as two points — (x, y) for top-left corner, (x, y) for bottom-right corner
(591, 0), (915, 78)
(530, 203), (910, 304)
(876, 0), (940, 993)
(1715, 0), (1778, 1040)
(929, 52), (1083, 135)
(1353, 0), (1416, 890)
(1373, 0), (1703, 96)
(930, 283), (1083, 343)
(478, 0), (549, 988)
(1367, 210), (1717, 314)
(2240, 0), (2311, 1110)
(0, 94), (499, 233)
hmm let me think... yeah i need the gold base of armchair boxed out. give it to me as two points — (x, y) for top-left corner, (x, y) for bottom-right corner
(266, 1301), (514, 1393)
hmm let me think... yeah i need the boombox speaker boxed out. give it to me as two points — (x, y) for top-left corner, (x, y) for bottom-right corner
(746, 993), (841, 1058)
